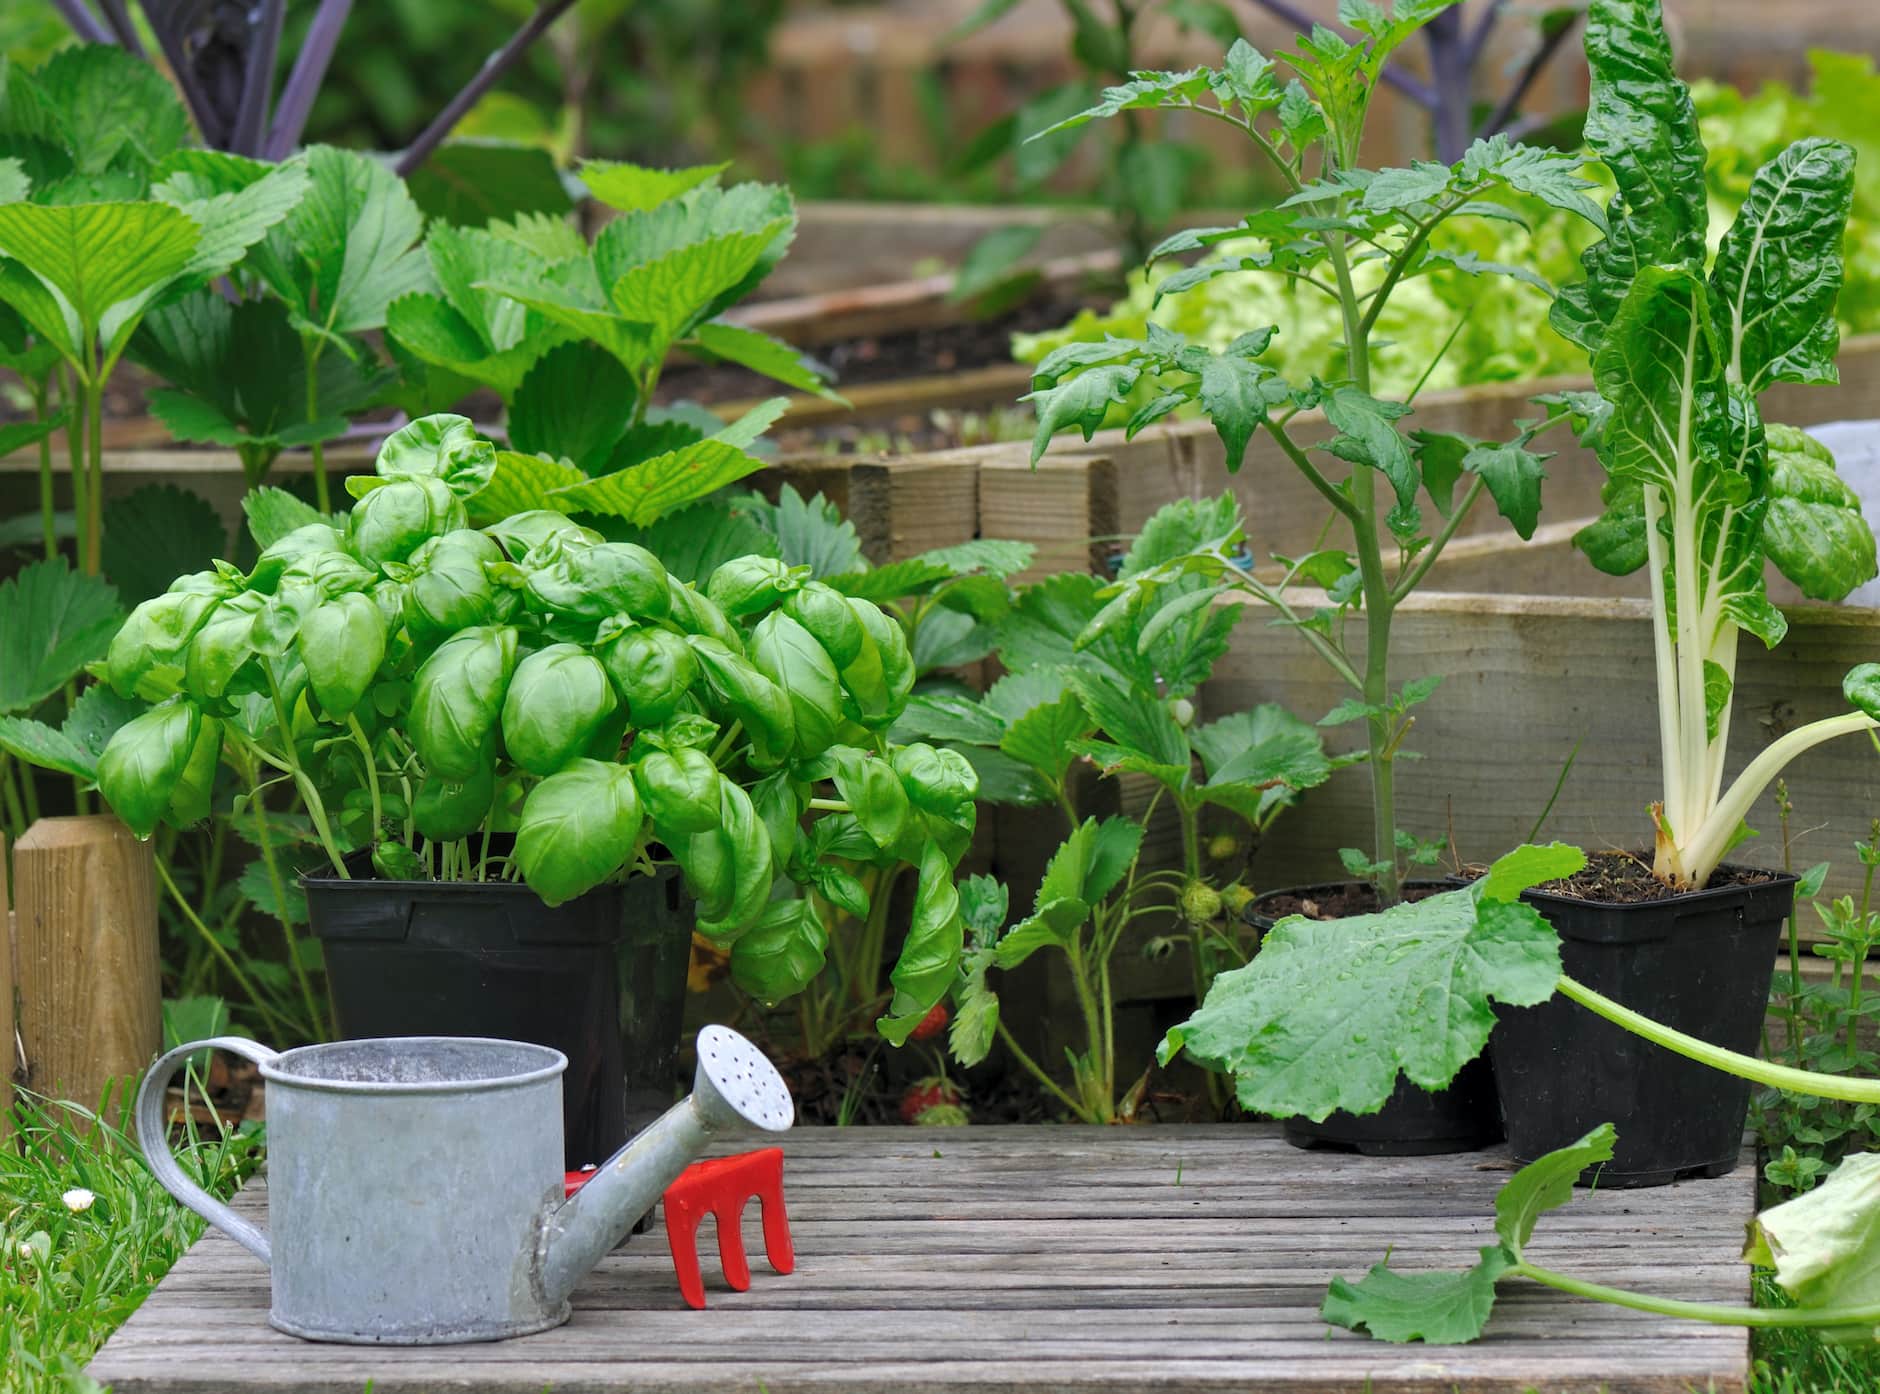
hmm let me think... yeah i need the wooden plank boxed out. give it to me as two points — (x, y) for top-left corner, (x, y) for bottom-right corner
(1205, 591), (1880, 906)
(2, 830), (11, 1143)
(87, 1123), (1751, 1394)
(977, 445), (1117, 584)
(13, 816), (160, 1128)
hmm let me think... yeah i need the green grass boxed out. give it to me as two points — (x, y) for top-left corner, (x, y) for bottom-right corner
(1, 1084), (262, 1394)
(1749, 1273), (1880, 1393)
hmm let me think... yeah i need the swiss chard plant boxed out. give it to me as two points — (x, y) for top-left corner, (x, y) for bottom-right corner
(1162, 841), (1880, 1344)
(1542, 0), (1876, 890)
(894, 497), (1337, 1121)
(1021, 5), (1606, 905)
(43, 415), (976, 1044)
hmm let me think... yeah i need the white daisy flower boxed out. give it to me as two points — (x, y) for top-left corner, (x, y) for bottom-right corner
(61, 1187), (96, 1213)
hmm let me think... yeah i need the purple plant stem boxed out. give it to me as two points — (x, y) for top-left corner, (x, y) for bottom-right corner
(143, 1), (226, 146)
(231, 0), (286, 157)
(1465, 0), (1509, 65)
(1424, 7), (1472, 163)
(1242, 0), (1436, 109)
(1474, 7), (1583, 142)
(264, 0), (354, 159)
(392, 0), (581, 177)
(94, 0), (145, 57)
(49, 0), (112, 46)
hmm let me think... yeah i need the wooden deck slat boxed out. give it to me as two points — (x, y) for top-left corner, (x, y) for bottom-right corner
(87, 1123), (1753, 1394)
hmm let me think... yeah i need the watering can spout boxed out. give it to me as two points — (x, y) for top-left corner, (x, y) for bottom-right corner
(536, 1026), (792, 1306)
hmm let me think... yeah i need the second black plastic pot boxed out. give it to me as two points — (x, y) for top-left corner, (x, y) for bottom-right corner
(305, 846), (690, 1170)
(1491, 865), (1796, 1187)
(1250, 880), (1504, 1156)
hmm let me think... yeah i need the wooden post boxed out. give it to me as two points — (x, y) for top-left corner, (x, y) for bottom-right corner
(14, 816), (160, 1128)
(2, 829), (12, 1144)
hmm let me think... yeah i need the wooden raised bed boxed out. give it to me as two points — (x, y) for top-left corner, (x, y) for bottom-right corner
(87, 1124), (1755, 1394)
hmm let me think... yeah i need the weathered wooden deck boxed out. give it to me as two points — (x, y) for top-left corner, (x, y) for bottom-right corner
(89, 1124), (1753, 1394)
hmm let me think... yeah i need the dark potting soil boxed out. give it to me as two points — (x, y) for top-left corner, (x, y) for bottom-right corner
(1457, 849), (1779, 905)
(775, 1043), (1055, 1128)
(1253, 880), (1447, 922)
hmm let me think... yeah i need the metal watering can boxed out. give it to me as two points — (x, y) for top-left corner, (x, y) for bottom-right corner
(135, 1025), (792, 1344)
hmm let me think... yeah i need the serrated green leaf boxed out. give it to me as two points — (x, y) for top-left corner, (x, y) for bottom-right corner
(0, 556), (123, 714)
(0, 200), (198, 347)
(550, 437), (768, 525)
(579, 160), (728, 213)
(688, 319), (837, 398)
(102, 485), (227, 605)
(1026, 364), (1139, 462)
(609, 225), (787, 351)
(465, 450), (584, 527)
(1462, 440), (1550, 541)
(1324, 386), (1418, 511)
(506, 342), (635, 473)
(406, 140), (572, 228)
(250, 146), (430, 339)
(1496, 1123), (1617, 1249)
(1321, 1246), (1513, 1345)
(243, 488), (336, 551)
(25, 44), (188, 181)
(1161, 869), (1564, 1119)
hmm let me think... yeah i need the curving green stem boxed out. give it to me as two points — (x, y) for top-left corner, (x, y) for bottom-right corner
(1557, 974), (1880, 1103)
(1516, 1259), (1880, 1330)
(347, 714), (383, 835)
(266, 674), (349, 879)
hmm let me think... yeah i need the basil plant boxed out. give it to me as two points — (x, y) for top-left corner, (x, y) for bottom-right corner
(1548, 0), (1880, 889)
(90, 415), (976, 1040)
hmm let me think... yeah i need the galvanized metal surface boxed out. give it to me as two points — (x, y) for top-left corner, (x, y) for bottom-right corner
(136, 1026), (792, 1346)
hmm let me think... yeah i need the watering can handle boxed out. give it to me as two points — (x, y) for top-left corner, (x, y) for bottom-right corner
(135, 1036), (277, 1268)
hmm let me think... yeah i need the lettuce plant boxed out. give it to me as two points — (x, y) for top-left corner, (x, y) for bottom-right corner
(1021, 4), (1604, 905)
(1548, 0), (1876, 889)
(40, 415), (978, 1044)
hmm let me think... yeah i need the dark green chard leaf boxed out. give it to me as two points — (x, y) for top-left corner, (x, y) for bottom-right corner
(599, 626), (698, 727)
(1709, 138), (1855, 394)
(749, 611), (842, 758)
(878, 841), (966, 1046)
(730, 898), (830, 1004)
(634, 748), (722, 836)
(410, 625), (519, 780)
(500, 643), (618, 776)
(97, 698), (202, 839)
(299, 592), (388, 719)
(414, 753), (497, 842)
(1160, 843), (1582, 1120)
(1550, 0), (1709, 352)
(515, 757), (644, 907)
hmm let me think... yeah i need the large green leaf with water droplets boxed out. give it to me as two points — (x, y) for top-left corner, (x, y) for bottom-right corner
(1160, 844), (1579, 1121)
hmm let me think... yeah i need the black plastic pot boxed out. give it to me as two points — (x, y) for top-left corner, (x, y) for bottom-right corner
(304, 845), (690, 1170)
(1249, 881), (1504, 1156)
(1492, 866), (1796, 1187)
